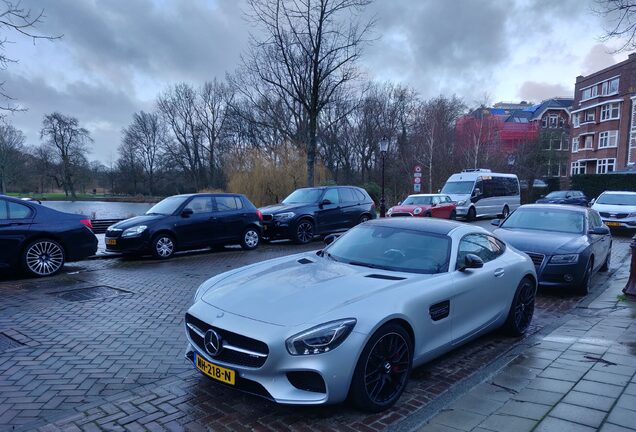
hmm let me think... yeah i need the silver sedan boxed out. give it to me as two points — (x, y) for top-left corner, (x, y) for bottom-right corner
(185, 218), (537, 412)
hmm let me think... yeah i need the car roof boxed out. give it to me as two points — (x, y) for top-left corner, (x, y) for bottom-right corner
(519, 203), (588, 213)
(171, 193), (243, 198)
(365, 217), (466, 235)
(407, 193), (446, 197)
(600, 191), (636, 195)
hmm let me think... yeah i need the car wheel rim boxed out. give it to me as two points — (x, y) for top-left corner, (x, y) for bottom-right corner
(245, 230), (259, 248)
(514, 281), (535, 332)
(297, 222), (313, 243)
(26, 241), (64, 276)
(360, 216), (369, 224)
(156, 237), (174, 257)
(364, 332), (410, 405)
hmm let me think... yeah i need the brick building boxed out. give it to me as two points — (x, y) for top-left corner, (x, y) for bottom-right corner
(570, 53), (636, 175)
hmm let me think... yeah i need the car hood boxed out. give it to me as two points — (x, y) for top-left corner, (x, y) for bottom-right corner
(494, 228), (586, 255)
(390, 204), (431, 213)
(200, 253), (436, 326)
(110, 214), (164, 230)
(259, 203), (312, 215)
(592, 203), (636, 213)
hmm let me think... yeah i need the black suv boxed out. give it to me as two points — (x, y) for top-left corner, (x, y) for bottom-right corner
(259, 186), (376, 244)
(105, 193), (262, 259)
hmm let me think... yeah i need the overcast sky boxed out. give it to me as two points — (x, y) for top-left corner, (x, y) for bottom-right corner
(2, 0), (628, 163)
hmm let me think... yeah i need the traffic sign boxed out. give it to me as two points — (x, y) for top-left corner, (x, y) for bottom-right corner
(413, 172), (422, 178)
(414, 183), (421, 192)
(414, 165), (422, 173)
(414, 177), (421, 184)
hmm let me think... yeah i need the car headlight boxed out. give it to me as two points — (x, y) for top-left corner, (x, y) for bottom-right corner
(413, 207), (423, 215)
(387, 207), (393, 215)
(286, 318), (356, 355)
(456, 200), (467, 206)
(629, 212), (636, 218)
(121, 225), (148, 238)
(274, 212), (296, 221)
(550, 254), (579, 264)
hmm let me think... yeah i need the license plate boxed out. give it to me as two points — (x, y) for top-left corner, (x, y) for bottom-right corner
(606, 222), (621, 227)
(195, 353), (235, 385)
(105, 239), (117, 246)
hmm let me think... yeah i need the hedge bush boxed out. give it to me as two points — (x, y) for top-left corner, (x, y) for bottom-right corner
(570, 174), (636, 199)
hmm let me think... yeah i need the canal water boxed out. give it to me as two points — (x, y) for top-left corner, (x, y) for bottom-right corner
(40, 201), (155, 219)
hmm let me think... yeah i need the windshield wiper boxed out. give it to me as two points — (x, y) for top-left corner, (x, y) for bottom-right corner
(347, 260), (381, 269)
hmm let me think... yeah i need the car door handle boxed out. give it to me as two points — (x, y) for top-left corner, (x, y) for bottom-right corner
(494, 268), (505, 277)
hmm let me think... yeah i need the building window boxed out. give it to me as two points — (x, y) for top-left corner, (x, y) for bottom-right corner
(572, 137), (579, 152)
(542, 117), (548, 128)
(582, 85), (598, 100)
(596, 158), (616, 174)
(551, 138), (562, 150)
(601, 77), (620, 96)
(598, 130), (618, 148)
(549, 115), (558, 128)
(585, 110), (595, 122)
(541, 139), (551, 150)
(572, 113), (580, 127)
(560, 162), (568, 177)
(583, 135), (594, 149)
(600, 102), (620, 121)
(562, 133), (569, 150)
(571, 161), (586, 175)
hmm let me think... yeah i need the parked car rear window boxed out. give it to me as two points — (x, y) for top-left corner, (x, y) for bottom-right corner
(501, 208), (585, 234)
(187, 197), (214, 214)
(545, 191), (568, 199)
(215, 196), (242, 211)
(354, 189), (367, 202)
(326, 224), (451, 274)
(596, 193), (636, 206)
(457, 234), (504, 269)
(339, 188), (357, 203)
(8, 201), (32, 219)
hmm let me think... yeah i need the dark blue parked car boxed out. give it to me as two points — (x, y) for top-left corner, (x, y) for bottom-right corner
(536, 190), (588, 206)
(0, 195), (98, 277)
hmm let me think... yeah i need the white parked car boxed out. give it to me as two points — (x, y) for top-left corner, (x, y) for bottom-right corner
(591, 191), (636, 229)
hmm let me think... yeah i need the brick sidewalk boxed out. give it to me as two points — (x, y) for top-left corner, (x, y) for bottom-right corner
(418, 259), (636, 432)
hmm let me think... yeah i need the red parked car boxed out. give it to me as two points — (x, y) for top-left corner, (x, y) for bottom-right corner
(387, 194), (457, 219)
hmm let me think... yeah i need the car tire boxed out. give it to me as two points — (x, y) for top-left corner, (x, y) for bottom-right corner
(152, 234), (175, 259)
(500, 205), (510, 219)
(350, 323), (413, 413)
(293, 219), (314, 244)
(467, 207), (476, 221)
(22, 239), (66, 277)
(424, 211), (432, 217)
(449, 210), (457, 220)
(575, 258), (593, 296)
(502, 277), (536, 337)
(358, 214), (371, 225)
(240, 227), (260, 250)
(600, 248), (611, 272)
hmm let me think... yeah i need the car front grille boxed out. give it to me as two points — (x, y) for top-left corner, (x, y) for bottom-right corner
(525, 252), (545, 267)
(599, 212), (629, 219)
(185, 313), (269, 368)
(390, 212), (413, 217)
(105, 228), (123, 238)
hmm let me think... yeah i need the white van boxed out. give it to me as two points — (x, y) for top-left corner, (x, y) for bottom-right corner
(440, 169), (520, 220)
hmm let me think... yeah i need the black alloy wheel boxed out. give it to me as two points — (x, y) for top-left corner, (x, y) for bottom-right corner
(467, 207), (476, 221)
(575, 259), (593, 296)
(503, 277), (535, 336)
(350, 323), (412, 412)
(294, 219), (314, 244)
(449, 210), (457, 220)
(358, 214), (370, 225)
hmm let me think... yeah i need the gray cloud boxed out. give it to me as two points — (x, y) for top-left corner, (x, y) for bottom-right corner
(581, 44), (617, 75)
(518, 81), (572, 102)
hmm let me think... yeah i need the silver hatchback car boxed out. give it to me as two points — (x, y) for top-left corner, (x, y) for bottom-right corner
(185, 218), (536, 412)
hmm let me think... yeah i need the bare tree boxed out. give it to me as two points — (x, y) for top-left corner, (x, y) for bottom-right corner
(596, 0), (636, 51)
(0, 121), (24, 193)
(0, 1), (60, 112)
(40, 112), (92, 200)
(241, 0), (373, 186)
(122, 111), (166, 195)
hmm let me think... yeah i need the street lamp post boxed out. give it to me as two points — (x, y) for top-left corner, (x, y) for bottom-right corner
(379, 137), (389, 217)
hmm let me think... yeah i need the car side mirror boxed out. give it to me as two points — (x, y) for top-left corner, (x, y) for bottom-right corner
(181, 208), (194, 218)
(432, 202), (437, 207)
(491, 219), (501, 227)
(540, 195), (545, 198)
(590, 198), (596, 205)
(397, 201), (402, 206)
(459, 254), (484, 272)
(589, 226), (610, 235)
(324, 234), (340, 245)
(473, 188), (480, 197)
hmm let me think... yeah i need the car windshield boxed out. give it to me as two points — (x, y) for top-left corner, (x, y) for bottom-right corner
(500, 208), (585, 234)
(402, 196), (433, 205)
(282, 188), (323, 204)
(325, 224), (451, 274)
(545, 191), (568, 199)
(441, 181), (473, 195)
(146, 196), (187, 215)
(596, 193), (636, 206)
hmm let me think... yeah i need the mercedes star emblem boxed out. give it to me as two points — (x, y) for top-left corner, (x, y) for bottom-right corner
(204, 329), (222, 357)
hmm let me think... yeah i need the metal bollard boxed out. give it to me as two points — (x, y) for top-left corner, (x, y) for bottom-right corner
(624, 234), (636, 297)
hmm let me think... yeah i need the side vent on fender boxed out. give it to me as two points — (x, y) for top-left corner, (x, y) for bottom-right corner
(297, 258), (314, 265)
(365, 274), (406, 281)
(429, 300), (450, 321)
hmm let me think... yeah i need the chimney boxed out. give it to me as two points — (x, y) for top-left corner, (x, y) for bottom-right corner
(576, 75), (584, 83)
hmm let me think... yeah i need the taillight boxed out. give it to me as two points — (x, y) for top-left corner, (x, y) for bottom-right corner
(80, 219), (93, 230)
(256, 210), (263, 222)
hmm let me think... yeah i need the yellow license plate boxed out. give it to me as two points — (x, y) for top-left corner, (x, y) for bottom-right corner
(195, 354), (235, 385)
(606, 222), (621, 227)
(105, 239), (117, 246)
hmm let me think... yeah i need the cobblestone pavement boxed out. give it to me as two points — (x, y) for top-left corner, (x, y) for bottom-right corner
(0, 229), (633, 432)
(418, 247), (636, 432)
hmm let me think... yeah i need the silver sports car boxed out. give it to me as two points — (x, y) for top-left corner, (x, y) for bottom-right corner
(185, 218), (537, 412)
